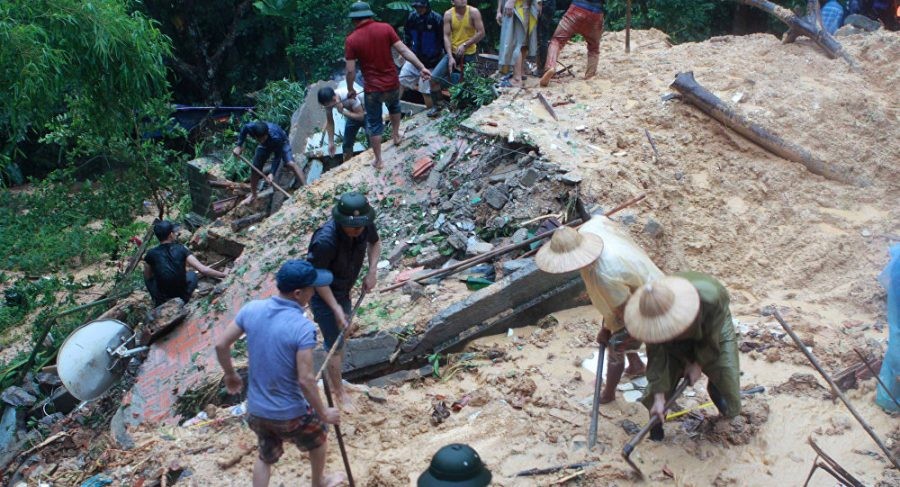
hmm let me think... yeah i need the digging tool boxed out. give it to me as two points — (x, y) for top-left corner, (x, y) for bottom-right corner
(516, 461), (597, 477)
(773, 309), (900, 471)
(622, 379), (690, 479)
(587, 343), (606, 449)
(665, 385), (765, 420)
(854, 348), (900, 410)
(536, 92), (559, 121)
(236, 154), (292, 199)
(315, 290), (368, 382)
(322, 376), (355, 487)
(625, 0), (632, 53)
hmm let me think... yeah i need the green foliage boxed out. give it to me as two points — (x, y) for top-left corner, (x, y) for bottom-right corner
(449, 64), (498, 110)
(251, 79), (307, 129)
(603, 0), (734, 44)
(436, 64), (498, 136)
(0, 176), (153, 273)
(255, 0), (355, 83)
(0, 0), (171, 157)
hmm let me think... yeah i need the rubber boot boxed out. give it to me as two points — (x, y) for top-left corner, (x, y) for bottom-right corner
(600, 353), (625, 404)
(708, 382), (729, 416)
(584, 53), (599, 80)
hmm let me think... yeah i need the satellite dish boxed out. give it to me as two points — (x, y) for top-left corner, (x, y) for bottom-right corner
(57, 319), (149, 401)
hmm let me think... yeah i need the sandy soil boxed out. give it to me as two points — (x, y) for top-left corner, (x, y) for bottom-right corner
(77, 305), (896, 486)
(14, 28), (900, 486)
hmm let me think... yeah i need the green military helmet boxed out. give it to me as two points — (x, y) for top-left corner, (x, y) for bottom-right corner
(332, 192), (376, 228)
(418, 444), (492, 487)
(347, 1), (375, 19)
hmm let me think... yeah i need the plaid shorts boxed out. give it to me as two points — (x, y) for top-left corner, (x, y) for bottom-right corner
(248, 411), (327, 464)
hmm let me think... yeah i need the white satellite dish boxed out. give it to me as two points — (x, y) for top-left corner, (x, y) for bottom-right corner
(57, 319), (149, 401)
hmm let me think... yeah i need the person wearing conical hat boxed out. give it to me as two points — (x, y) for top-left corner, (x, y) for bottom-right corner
(535, 217), (662, 403)
(624, 271), (741, 441)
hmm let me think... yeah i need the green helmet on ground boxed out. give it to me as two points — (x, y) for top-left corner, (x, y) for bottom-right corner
(347, 1), (375, 19)
(332, 192), (375, 228)
(417, 444), (492, 487)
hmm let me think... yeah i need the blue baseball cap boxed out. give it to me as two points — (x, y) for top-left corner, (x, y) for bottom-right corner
(276, 260), (333, 292)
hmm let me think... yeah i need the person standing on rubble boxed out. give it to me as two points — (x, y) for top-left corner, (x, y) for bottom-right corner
(535, 220), (654, 404)
(624, 272), (741, 441)
(400, 1), (444, 109)
(214, 260), (344, 487)
(497, 0), (541, 87)
(344, 1), (432, 169)
(232, 120), (306, 205)
(307, 192), (382, 411)
(144, 220), (226, 307)
(318, 86), (367, 163)
(428, 0), (486, 117)
(539, 0), (605, 87)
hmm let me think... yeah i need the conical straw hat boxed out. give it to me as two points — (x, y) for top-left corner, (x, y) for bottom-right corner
(624, 276), (700, 344)
(535, 226), (605, 274)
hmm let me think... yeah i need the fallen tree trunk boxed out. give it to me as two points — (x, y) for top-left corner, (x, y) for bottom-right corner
(735, 0), (857, 68)
(670, 71), (868, 187)
(230, 212), (266, 232)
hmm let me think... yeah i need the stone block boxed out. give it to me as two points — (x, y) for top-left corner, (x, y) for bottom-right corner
(483, 186), (508, 210)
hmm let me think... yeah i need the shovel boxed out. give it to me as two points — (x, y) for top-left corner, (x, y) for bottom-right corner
(587, 343), (606, 449)
(622, 379), (690, 479)
(236, 154), (292, 199)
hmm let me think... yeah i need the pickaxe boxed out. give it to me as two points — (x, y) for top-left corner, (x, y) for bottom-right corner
(622, 379), (690, 479)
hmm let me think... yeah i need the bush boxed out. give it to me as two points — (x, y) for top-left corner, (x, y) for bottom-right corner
(250, 79), (307, 129)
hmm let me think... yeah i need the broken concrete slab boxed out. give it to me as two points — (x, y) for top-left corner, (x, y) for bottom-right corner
(484, 185), (509, 210)
(313, 331), (400, 380)
(399, 259), (588, 360)
(643, 218), (664, 238)
(401, 281), (426, 301)
(519, 168), (540, 187)
(145, 299), (188, 343)
(110, 407), (135, 449)
(387, 242), (410, 265)
(205, 230), (246, 258)
(1, 387), (37, 408)
(560, 172), (583, 185)
(366, 365), (434, 388)
(501, 258), (531, 275)
(230, 212), (266, 232)
(466, 237), (493, 256)
(366, 388), (388, 404)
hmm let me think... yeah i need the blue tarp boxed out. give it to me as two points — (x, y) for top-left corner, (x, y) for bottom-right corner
(876, 244), (900, 412)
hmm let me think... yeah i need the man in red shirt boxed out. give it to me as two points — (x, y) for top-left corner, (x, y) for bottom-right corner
(345, 1), (432, 169)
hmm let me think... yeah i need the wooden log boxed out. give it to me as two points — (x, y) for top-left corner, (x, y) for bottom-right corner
(208, 179), (250, 191)
(734, 0), (857, 68)
(670, 71), (868, 187)
(230, 212), (266, 232)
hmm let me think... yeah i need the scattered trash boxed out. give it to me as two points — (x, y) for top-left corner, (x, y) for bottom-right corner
(622, 390), (643, 403)
(79, 474), (113, 487)
(451, 394), (471, 412)
(620, 419), (641, 435)
(430, 401), (451, 425)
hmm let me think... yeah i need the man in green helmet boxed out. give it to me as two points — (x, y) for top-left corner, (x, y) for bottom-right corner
(418, 443), (492, 486)
(307, 192), (381, 411)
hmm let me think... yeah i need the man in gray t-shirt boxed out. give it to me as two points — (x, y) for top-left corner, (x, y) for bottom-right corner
(216, 260), (345, 487)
